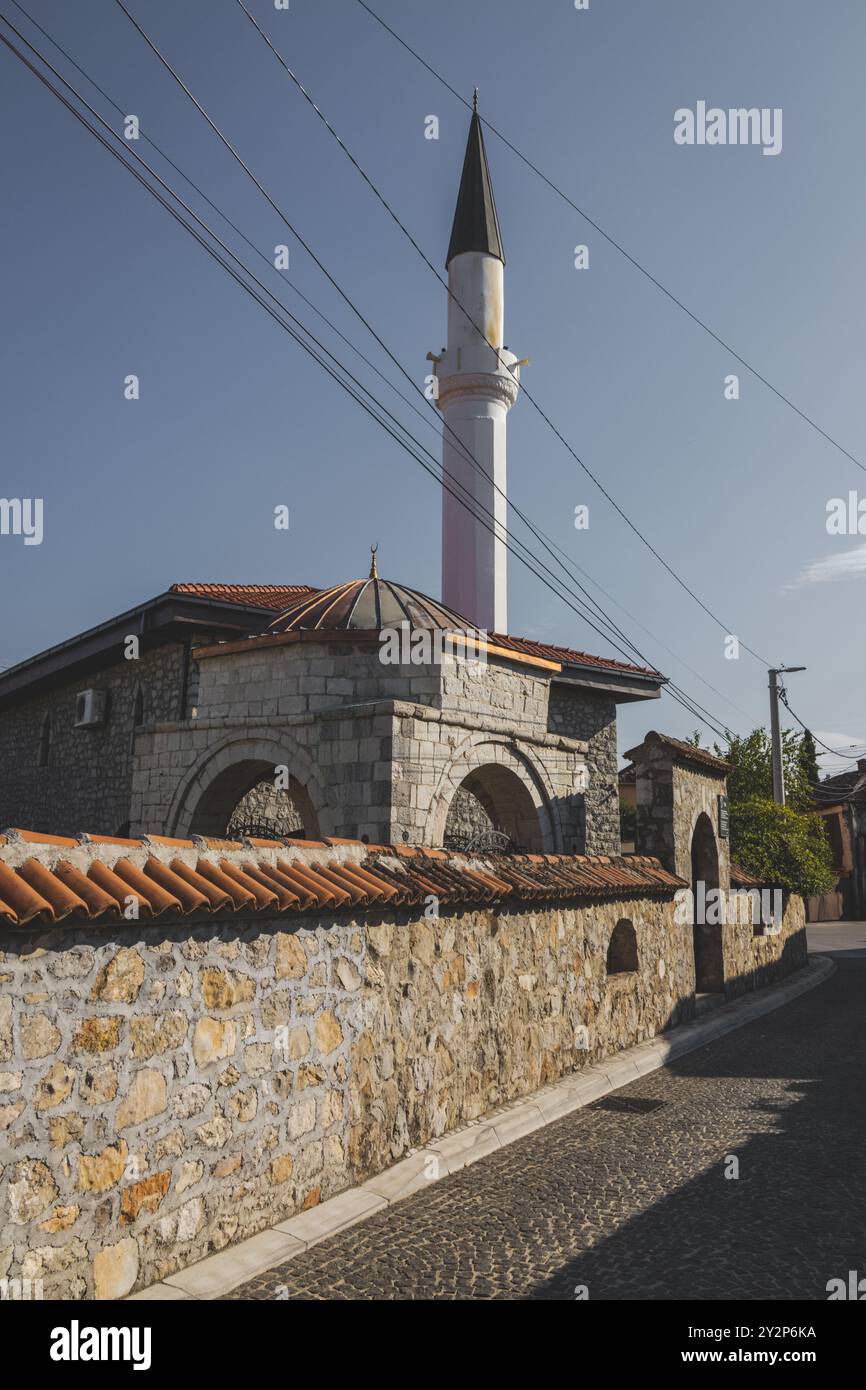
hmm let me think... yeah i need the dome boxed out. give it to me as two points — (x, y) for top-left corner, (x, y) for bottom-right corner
(268, 554), (480, 636)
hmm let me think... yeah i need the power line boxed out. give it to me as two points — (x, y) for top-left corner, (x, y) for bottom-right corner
(777, 690), (865, 766)
(354, 0), (866, 480)
(230, 0), (750, 716)
(103, 1), (746, 730)
(225, 0), (751, 723)
(0, 12), (735, 742)
(10, 0), (748, 717)
(0, 16), (699, 714)
(230, 0), (770, 669)
(6, 0), (440, 441)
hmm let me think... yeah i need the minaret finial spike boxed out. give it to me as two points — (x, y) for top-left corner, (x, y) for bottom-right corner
(369, 544), (378, 579)
(473, 87), (478, 113)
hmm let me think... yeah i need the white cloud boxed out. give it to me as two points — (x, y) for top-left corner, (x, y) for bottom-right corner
(786, 544), (866, 589)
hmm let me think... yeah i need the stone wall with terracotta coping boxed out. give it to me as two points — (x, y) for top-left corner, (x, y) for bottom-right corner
(0, 881), (805, 1299)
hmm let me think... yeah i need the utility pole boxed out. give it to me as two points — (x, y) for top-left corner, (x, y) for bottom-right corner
(768, 666), (806, 804)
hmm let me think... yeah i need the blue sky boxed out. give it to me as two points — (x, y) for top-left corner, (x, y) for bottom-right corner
(2, 0), (865, 770)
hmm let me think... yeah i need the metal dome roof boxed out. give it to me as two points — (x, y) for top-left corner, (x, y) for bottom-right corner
(267, 556), (479, 635)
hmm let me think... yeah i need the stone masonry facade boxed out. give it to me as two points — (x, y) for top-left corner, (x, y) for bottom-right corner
(0, 882), (805, 1300)
(129, 639), (619, 856)
(0, 641), (203, 838)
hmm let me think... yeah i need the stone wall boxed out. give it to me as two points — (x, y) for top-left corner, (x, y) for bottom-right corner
(722, 893), (807, 997)
(226, 781), (306, 839)
(131, 640), (609, 853)
(548, 686), (620, 855)
(0, 885), (806, 1300)
(0, 643), (197, 839)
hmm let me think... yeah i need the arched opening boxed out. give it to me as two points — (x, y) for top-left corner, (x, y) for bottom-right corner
(38, 713), (51, 768)
(187, 760), (320, 841)
(607, 919), (638, 974)
(443, 764), (545, 852)
(690, 811), (724, 993)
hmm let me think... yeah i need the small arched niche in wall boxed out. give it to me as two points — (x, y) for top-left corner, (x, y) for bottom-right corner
(606, 918), (638, 975)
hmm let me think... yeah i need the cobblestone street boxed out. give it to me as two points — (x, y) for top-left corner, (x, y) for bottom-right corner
(228, 929), (866, 1300)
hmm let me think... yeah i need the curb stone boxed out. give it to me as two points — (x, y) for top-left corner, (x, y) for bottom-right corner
(129, 953), (835, 1301)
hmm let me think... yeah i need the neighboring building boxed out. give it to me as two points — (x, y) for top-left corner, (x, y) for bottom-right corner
(808, 760), (866, 921)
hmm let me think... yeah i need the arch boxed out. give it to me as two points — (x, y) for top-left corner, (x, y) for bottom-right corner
(607, 918), (638, 974)
(431, 735), (556, 852)
(168, 732), (327, 841)
(690, 810), (724, 992)
(38, 713), (51, 768)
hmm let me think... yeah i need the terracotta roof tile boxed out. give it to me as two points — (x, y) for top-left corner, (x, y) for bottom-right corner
(54, 860), (122, 919)
(170, 583), (318, 611)
(0, 829), (685, 929)
(489, 632), (663, 681)
(167, 859), (232, 913)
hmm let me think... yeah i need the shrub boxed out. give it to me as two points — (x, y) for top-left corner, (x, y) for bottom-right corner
(730, 797), (835, 899)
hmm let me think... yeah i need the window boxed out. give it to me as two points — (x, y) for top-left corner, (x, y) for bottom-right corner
(38, 713), (51, 767)
(133, 684), (144, 726)
(607, 919), (638, 974)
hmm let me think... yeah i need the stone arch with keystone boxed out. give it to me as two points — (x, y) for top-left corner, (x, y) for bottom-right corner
(167, 731), (329, 840)
(430, 734), (558, 852)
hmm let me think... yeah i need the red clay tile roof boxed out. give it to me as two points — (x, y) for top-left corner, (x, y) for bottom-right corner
(0, 830), (684, 928)
(174, 576), (663, 682)
(489, 633), (662, 681)
(170, 583), (318, 611)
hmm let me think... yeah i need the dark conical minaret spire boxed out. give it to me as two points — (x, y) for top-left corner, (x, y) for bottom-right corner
(445, 95), (505, 269)
(435, 91), (521, 632)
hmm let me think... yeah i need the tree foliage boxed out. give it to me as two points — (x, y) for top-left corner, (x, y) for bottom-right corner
(729, 798), (835, 898)
(687, 725), (833, 897)
(716, 728), (814, 812)
(799, 729), (820, 786)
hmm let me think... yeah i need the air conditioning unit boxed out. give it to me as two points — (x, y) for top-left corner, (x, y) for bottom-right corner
(74, 689), (108, 728)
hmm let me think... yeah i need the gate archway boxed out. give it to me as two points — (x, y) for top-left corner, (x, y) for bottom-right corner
(690, 811), (724, 992)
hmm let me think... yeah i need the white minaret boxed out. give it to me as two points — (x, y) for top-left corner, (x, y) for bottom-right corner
(431, 96), (522, 634)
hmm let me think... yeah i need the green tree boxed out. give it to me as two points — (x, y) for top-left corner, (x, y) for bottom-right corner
(707, 726), (833, 896)
(799, 729), (820, 786)
(728, 798), (834, 898)
(713, 728), (813, 813)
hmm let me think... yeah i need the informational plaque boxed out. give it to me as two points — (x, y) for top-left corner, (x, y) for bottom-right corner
(718, 794), (730, 839)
